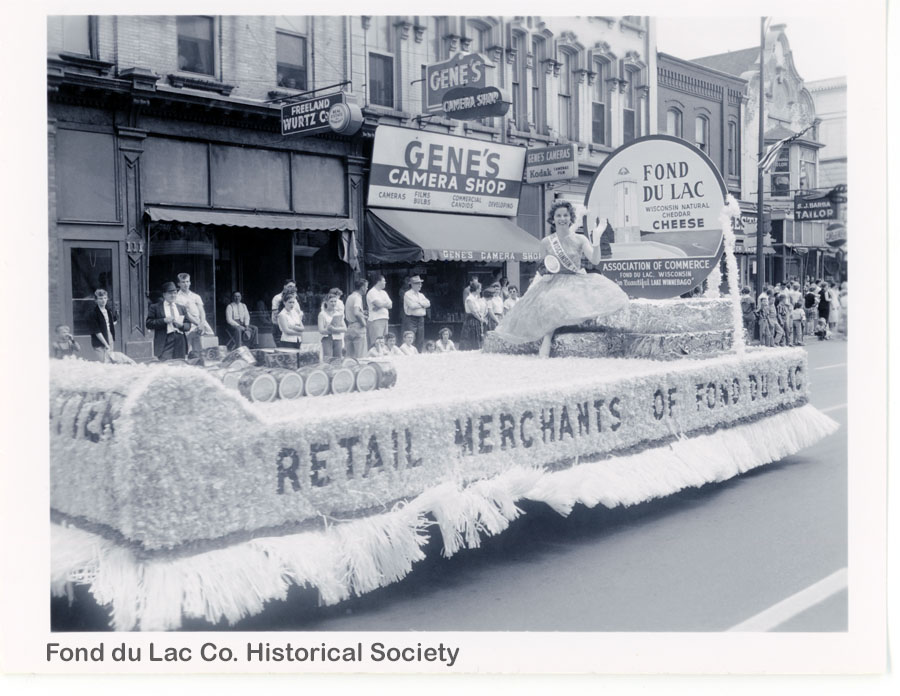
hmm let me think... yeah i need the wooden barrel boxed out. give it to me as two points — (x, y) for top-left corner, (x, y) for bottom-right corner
(269, 368), (303, 400)
(368, 360), (397, 389)
(353, 362), (380, 392)
(222, 371), (243, 390)
(222, 346), (256, 368)
(237, 368), (278, 402)
(329, 364), (357, 394)
(299, 366), (330, 397)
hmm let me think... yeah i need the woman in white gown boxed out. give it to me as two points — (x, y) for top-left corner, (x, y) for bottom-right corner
(494, 201), (628, 358)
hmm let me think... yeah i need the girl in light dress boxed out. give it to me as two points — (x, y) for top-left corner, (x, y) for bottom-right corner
(398, 330), (419, 355)
(493, 200), (628, 358)
(435, 327), (457, 352)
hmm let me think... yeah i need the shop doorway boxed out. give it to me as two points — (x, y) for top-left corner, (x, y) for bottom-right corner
(214, 228), (292, 344)
(62, 241), (122, 357)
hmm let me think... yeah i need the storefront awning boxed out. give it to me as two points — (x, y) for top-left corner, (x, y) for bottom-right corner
(145, 207), (356, 232)
(365, 208), (542, 264)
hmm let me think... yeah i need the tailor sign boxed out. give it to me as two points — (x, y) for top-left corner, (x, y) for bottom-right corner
(442, 85), (509, 120)
(524, 144), (578, 184)
(368, 125), (525, 216)
(281, 92), (346, 137)
(585, 135), (727, 299)
(425, 53), (487, 114)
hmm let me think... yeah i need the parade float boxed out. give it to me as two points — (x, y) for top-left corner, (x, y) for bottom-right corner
(50, 136), (838, 630)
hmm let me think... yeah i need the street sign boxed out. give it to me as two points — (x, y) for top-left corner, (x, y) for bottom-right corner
(523, 144), (578, 184)
(441, 85), (509, 120)
(794, 189), (839, 221)
(424, 53), (487, 114)
(281, 92), (345, 137)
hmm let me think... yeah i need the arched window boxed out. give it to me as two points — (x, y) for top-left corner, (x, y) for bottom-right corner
(510, 30), (528, 130)
(728, 121), (739, 176)
(591, 58), (610, 145)
(694, 115), (709, 153)
(531, 37), (546, 133)
(557, 49), (576, 140)
(666, 108), (683, 138)
(465, 19), (491, 54)
(623, 66), (640, 143)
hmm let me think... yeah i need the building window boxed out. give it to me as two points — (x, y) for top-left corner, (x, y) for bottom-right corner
(623, 68), (640, 144)
(427, 16), (445, 62)
(369, 53), (394, 107)
(61, 15), (94, 56)
(728, 121), (739, 176)
(177, 16), (215, 75)
(510, 32), (527, 130)
(557, 50), (575, 141)
(666, 108), (683, 138)
(367, 16), (395, 108)
(770, 146), (790, 196)
(695, 115), (709, 153)
(276, 32), (307, 90)
(799, 146), (817, 191)
(591, 59), (609, 145)
(466, 20), (490, 54)
(531, 37), (546, 133)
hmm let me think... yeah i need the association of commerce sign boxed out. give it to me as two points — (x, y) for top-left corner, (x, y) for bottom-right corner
(585, 135), (727, 299)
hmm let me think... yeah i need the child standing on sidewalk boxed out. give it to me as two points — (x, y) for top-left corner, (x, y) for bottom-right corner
(791, 302), (805, 346)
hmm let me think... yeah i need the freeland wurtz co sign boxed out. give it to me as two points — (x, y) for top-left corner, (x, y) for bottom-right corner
(368, 125), (525, 216)
(281, 92), (362, 137)
(424, 53), (487, 114)
(524, 144), (578, 184)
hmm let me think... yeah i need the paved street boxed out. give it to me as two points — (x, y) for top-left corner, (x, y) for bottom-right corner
(251, 339), (849, 632)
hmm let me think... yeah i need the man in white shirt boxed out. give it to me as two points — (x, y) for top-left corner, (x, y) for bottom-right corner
(366, 273), (393, 347)
(176, 272), (212, 357)
(344, 277), (369, 358)
(146, 281), (191, 360)
(225, 291), (258, 348)
(402, 275), (431, 352)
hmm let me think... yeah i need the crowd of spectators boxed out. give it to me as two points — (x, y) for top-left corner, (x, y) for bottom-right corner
(741, 278), (847, 346)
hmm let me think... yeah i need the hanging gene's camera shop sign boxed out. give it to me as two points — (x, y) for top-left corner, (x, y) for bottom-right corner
(368, 125), (526, 216)
(424, 53), (487, 114)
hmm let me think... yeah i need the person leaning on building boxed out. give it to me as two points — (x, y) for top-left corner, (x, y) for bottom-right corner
(176, 272), (212, 357)
(146, 281), (192, 361)
(225, 291), (258, 349)
(276, 291), (304, 349)
(402, 275), (431, 352)
(271, 279), (297, 343)
(366, 273), (393, 346)
(86, 288), (117, 363)
(344, 277), (369, 358)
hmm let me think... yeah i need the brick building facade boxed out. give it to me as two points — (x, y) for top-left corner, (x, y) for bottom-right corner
(47, 14), (655, 358)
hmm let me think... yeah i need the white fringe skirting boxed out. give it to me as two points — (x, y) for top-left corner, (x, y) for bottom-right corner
(51, 404), (838, 631)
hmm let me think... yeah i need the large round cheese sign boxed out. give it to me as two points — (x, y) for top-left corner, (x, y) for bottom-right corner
(585, 135), (727, 299)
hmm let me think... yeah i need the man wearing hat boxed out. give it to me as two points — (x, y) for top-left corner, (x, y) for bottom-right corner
(146, 282), (193, 361)
(402, 275), (431, 352)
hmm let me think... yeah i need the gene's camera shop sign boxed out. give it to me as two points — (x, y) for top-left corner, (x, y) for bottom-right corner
(585, 135), (727, 299)
(424, 53), (486, 114)
(368, 125), (525, 216)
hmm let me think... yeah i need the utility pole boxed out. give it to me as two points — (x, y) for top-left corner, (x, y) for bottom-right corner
(755, 17), (767, 299)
